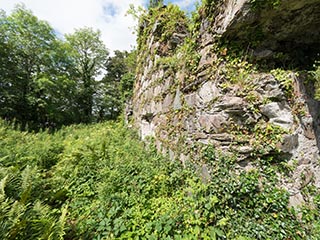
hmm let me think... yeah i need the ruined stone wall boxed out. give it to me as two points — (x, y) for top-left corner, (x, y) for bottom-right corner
(131, 0), (320, 207)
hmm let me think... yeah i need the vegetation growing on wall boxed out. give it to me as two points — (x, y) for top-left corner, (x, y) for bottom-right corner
(249, 0), (281, 9)
(133, 2), (320, 239)
(133, 0), (319, 159)
(310, 62), (320, 100)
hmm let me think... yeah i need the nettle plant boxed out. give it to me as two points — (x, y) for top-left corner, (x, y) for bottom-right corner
(270, 68), (294, 99)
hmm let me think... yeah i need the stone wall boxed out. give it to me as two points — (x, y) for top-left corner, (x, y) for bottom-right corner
(131, 0), (320, 207)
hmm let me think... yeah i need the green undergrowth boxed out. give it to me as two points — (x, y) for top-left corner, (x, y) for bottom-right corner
(0, 120), (319, 239)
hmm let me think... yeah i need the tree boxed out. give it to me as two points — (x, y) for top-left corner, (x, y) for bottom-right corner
(0, 5), (84, 130)
(65, 28), (109, 123)
(149, 0), (164, 8)
(35, 39), (80, 127)
(120, 50), (137, 101)
(98, 50), (136, 120)
(0, 5), (60, 129)
(1, 6), (135, 128)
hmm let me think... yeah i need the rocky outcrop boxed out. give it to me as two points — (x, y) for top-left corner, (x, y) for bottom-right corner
(131, 0), (320, 207)
(208, 0), (320, 67)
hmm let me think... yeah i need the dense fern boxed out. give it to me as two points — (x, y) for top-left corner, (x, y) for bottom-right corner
(0, 120), (319, 239)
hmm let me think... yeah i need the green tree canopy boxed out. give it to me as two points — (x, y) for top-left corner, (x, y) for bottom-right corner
(0, 5), (61, 129)
(97, 50), (136, 120)
(66, 27), (109, 123)
(0, 5), (134, 129)
(149, 0), (164, 8)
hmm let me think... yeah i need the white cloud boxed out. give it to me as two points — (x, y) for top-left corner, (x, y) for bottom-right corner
(1, 0), (199, 53)
(1, 0), (146, 52)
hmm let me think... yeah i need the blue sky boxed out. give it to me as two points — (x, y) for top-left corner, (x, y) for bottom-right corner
(165, 0), (199, 12)
(1, 0), (198, 53)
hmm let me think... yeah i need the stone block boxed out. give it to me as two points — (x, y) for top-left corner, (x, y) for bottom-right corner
(185, 93), (197, 107)
(280, 134), (299, 153)
(140, 120), (155, 140)
(301, 116), (315, 139)
(288, 193), (305, 208)
(216, 96), (245, 110)
(162, 94), (173, 112)
(173, 88), (182, 110)
(199, 113), (228, 133)
(154, 85), (162, 96)
(198, 81), (220, 105)
(211, 133), (233, 142)
(198, 45), (216, 69)
(257, 76), (285, 100)
(237, 145), (254, 154)
(201, 164), (211, 184)
(260, 102), (294, 130)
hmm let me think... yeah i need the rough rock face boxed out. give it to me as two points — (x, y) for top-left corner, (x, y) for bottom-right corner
(131, 0), (320, 207)
(209, 0), (320, 66)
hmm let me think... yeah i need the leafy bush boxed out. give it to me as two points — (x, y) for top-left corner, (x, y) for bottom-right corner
(310, 61), (320, 100)
(0, 120), (317, 239)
